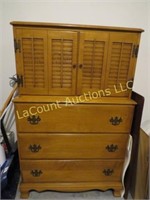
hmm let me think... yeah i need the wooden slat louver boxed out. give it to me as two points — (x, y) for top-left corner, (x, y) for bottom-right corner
(22, 38), (33, 87)
(105, 32), (139, 97)
(77, 31), (109, 94)
(82, 40), (105, 89)
(33, 38), (45, 88)
(51, 39), (73, 89)
(107, 42), (132, 89)
(22, 38), (45, 88)
(48, 31), (77, 95)
(16, 29), (48, 95)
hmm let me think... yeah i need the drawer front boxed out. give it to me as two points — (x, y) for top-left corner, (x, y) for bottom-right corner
(18, 133), (129, 159)
(15, 104), (134, 133)
(21, 159), (124, 183)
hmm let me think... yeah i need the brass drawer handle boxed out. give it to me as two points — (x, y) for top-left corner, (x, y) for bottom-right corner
(27, 115), (41, 125)
(103, 169), (114, 176)
(106, 144), (118, 152)
(29, 144), (41, 153)
(109, 117), (122, 126)
(31, 170), (42, 177)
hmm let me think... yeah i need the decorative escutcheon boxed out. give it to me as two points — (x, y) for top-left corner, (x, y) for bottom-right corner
(109, 117), (122, 126)
(31, 169), (42, 177)
(27, 115), (41, 125)
(106, 144), (118, 152)
(29, 144), (41, 153)
(103, 169), (114, 176)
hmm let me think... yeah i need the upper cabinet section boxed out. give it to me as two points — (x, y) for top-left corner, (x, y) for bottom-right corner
(11, 22), (143, 97)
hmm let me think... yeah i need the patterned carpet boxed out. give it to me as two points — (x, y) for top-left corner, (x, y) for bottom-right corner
(15, 189), (123, 200)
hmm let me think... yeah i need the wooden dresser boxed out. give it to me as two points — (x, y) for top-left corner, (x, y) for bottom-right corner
(11, 21), (143, 198)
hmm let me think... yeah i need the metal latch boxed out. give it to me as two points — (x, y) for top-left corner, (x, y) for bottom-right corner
(14, 39), (21, 53)
(16, 75), (23, 87)
(132, 44), (139, 58)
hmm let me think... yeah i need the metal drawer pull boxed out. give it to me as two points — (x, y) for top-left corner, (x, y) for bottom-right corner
(27, 115), (41, 125)
(109, 117), (122, 126)
(29, 144), (41, 153)
(106, 144), (118, 152)
(31, 170), (42, 177)
(103, 169), (114, 176)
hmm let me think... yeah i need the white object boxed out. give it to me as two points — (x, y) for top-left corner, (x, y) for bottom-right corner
(141, 120), (150, 136)
(121, 134), (133, 197)
(0, 144), (6, 167)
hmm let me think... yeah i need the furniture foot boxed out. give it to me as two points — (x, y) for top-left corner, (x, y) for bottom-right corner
(20, 191), (29, 199)
(113, 189), (122, 197)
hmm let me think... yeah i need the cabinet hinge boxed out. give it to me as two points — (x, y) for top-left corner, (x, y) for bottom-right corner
(16, 75), (23, 87)
(132, 44), (139, 58)
(14, 39), (21, 53)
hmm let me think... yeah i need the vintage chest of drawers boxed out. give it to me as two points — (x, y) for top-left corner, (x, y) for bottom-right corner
(11, 21), (143, 198)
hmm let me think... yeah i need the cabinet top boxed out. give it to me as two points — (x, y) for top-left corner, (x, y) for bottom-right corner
(10, 21), (144, 33)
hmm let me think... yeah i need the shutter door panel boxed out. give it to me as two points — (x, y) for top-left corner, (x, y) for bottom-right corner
(105, 32), (140, 97)
(15, 29), (48, 95)
(48, 31), (77, 95)
(77, 31), (109, 94)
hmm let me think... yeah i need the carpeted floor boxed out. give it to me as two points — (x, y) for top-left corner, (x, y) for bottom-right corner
(15, 189), (123, 200)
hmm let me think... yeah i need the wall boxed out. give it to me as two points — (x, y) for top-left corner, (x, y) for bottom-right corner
(141, 0), (150, 132)
(0, 0), (149, 124)
(0, 1), (3, 105)
(147, 0), (150, 125)
(148, 1), (150, 115)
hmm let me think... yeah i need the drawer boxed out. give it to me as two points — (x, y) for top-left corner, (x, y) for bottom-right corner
(21, 159), (124, 183)
(18, 133), (129, 159)
(15, 104), (134, 133)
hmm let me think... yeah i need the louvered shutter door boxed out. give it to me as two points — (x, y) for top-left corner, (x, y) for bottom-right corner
(15, 29), (48, 95)
(77, 31), (109, 95)
(48, 31), (77, 95)
(105, 32), (140, 97)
